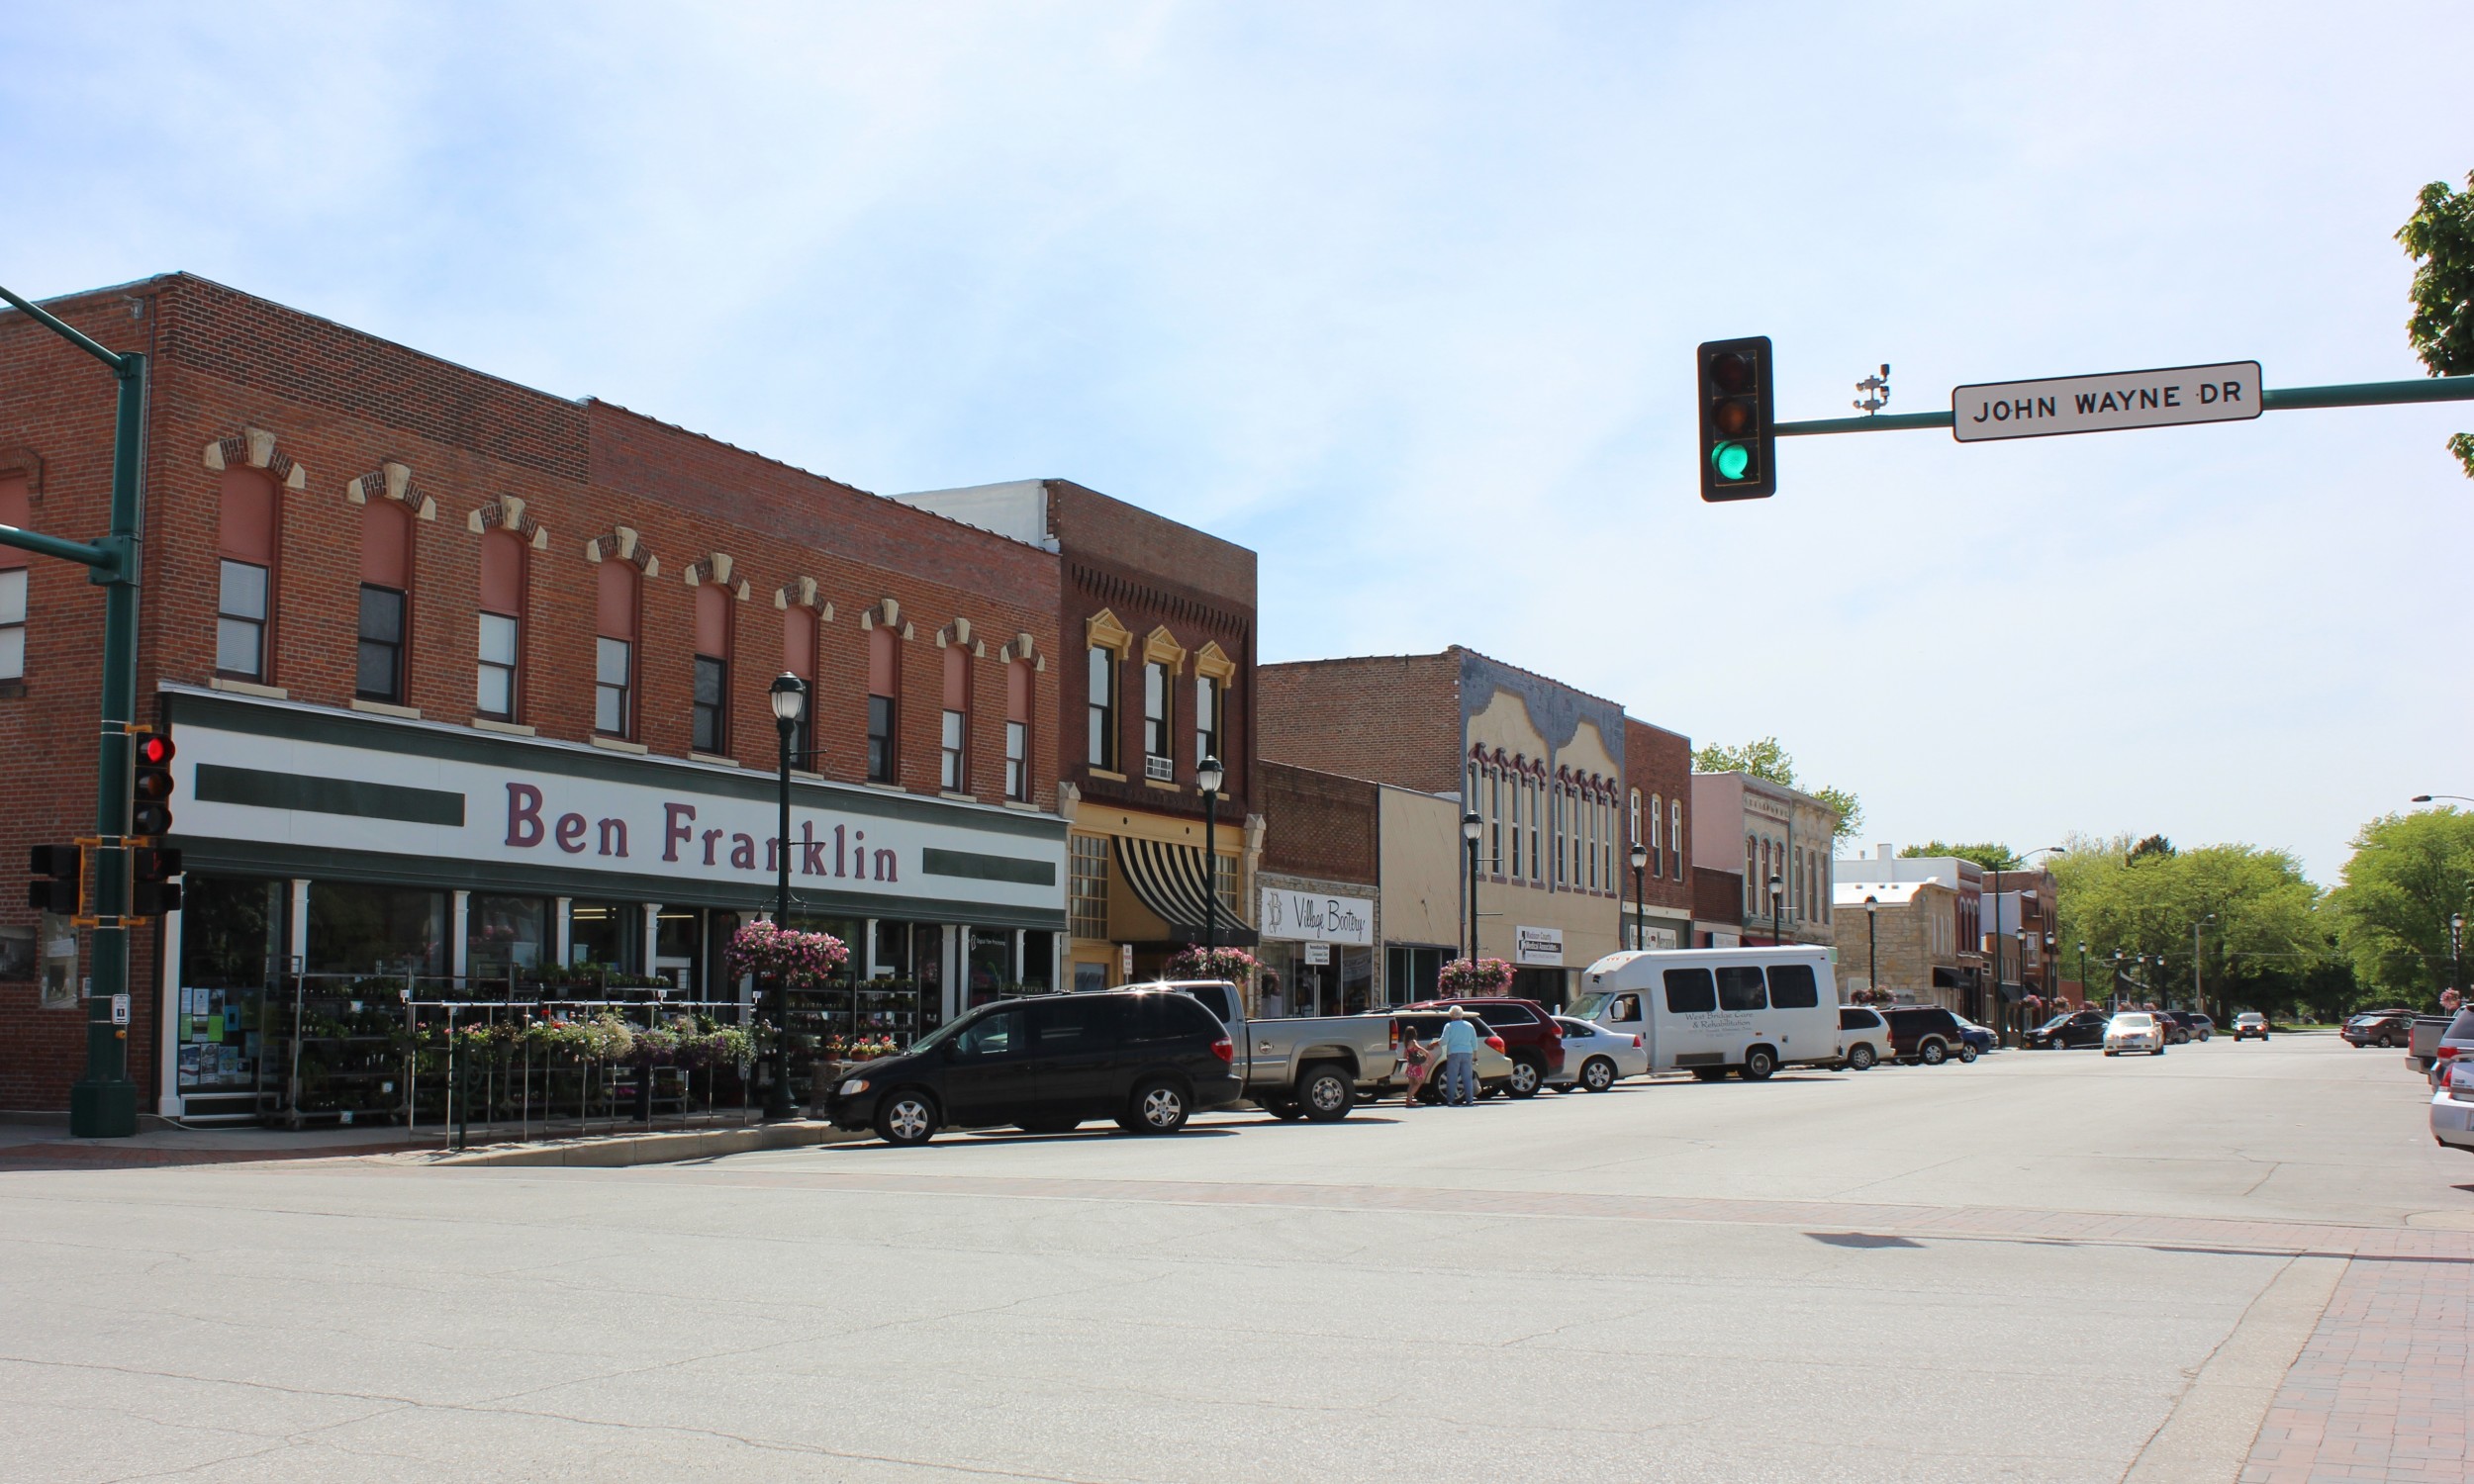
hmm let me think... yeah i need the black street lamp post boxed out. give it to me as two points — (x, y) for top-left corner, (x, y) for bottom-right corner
(1768, 874), (1785, 950)
(2014, 928), (2027, 1036)
(765, 672), (807, 1121)
(2076, 941), (2088, 1010)
(1462, 811), (1483, 962)
(1197, 756), (1225, 957)
(1865, 895), (1879, 1002)
(1629, 842), (1649, 951)
(2452, 912), (2465, 1000)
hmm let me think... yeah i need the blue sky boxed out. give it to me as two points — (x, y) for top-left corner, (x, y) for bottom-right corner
(6, 1), (2469, 883)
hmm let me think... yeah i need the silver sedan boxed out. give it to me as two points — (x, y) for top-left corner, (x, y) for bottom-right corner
(1550, 1016), (1651, 1092)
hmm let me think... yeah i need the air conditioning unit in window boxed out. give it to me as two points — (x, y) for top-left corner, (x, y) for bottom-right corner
(1145, 755), (1175, 783)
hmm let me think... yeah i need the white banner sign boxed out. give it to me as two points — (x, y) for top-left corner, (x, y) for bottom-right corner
(1258, 886), (1374, 945)
(1952, 360), (2263, 442)
(1515, 925), (1565, 966)
(171, 718), (1064, 911)
(1303, 942), (1330, 966)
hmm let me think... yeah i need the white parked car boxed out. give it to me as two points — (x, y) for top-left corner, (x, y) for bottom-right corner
(1549, 1016), (1648, 1092)
(1835, 1004), (1893, 1071)
(2103, 1012), (2166, 1057)
(2432, 1056), (2474, 1155)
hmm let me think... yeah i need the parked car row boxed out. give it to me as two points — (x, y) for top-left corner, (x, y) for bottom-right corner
(829, 947), (2055, 1146)
(2028, 1008), (2224, 1051)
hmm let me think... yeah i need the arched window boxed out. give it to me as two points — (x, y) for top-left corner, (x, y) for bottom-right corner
(217, 469), (278, 681)
(1005, 659), (1032, 801)
(1651, 792), (1664, 859)
(941, 643), (970, 791)
(355, 500), (411, 704)
(477, 528), (525, 720)
(595, 560), (637, 737)
(1744, 835), (1757, 914)
(0, 474), (31, 683)
(1488, 765), (1503, 874)
(867, 623), (899, 783)
(1630, 788), (1642, 848)
(1668, 799), (1681, 879)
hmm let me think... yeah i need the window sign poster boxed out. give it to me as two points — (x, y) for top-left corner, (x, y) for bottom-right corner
(39, 914), (77, 1010)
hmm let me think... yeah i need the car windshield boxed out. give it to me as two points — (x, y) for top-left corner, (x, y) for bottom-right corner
(2113, 1014), (2154, 1028)
(1567, 991), (1613, 1020)
(2039, 1014), (2071, 1030)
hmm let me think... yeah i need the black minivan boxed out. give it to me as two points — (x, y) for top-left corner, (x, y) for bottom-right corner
(825, 989), (1243, 1146)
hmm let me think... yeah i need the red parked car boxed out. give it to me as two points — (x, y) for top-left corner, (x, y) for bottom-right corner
(1397, 997), (1565, 1097)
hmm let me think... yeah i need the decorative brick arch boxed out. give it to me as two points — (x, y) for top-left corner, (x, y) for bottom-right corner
(344, 460), (436, 522)
(582, 524), (657, 577)
(934, 615), (987, 658)
(683, 550), (750, 602)
(201, 424), (307, 491)
(467, 495), (551, 550)
(996, 630), (1044, 671)
(857, 596), (912, 640)
(771, 575), (835, 623)
(0, 446), (43, 504)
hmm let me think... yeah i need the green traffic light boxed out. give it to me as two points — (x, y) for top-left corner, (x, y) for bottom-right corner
(1710, 441), (1752, 480)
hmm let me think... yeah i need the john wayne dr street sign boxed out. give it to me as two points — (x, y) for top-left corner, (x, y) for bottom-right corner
(1951, 360), (2263, 442)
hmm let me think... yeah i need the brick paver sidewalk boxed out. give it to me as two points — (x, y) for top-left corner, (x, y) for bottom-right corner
(2240, 1254), (2473, 1483)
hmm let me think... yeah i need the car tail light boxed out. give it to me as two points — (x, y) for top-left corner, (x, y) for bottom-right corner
(1632, 1035), (1643, 1048)
(1486, 1035), (1506, 1053)
(1210, 1038), (1234, 1064)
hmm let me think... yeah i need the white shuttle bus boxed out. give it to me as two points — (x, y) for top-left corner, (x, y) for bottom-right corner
(1567, 946), (1842, 1081)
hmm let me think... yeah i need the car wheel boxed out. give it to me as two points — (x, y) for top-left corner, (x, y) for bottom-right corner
(1919, 1040), (1948, 1067)
(1739, 1047), (1777, 1081)
(2104, 1049), (2117, 1057)
(1690, 1067), (1729, 1081)
(1262, 1100), (1305, 1122)
(1127, 1078), (1189, 1135)
(1957, 1043), (1980, 1064)
(1298, 1065), (1355, 1123)
(875, 1090), (937, 1147)
(1847, 1044), (1877, 1072)
(2379, 1032), (2399, 1049)
(1507, 1056), (1545, 1099)
(1580, 1057), (1618, 1092)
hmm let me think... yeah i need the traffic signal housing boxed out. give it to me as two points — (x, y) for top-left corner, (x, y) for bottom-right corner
(28, 844), (80, 915)
(1697, 336), (1776, 501)
(131, 731), (176, 838)
(132, 846), (183, 917)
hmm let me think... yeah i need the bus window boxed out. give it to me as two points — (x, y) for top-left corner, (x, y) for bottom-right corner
(1766, 963), (1820, 1008)
(1716, 966), (1767, 1012)
(1664, 969), (1716, 1014)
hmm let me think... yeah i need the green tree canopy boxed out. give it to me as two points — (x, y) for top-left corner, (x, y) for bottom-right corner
(1692, 737), (1862, 842)
(1900, 841), (2022, 873)
(2326, 808), (2474, 1005)
(2047, 831), (2334, 1020)
(2396, 170), (2474, 477)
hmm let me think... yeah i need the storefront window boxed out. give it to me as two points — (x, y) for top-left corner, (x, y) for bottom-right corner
(466, 894), (548, 983)
(653, 908), (705, 995)
(307, 881), (445, 978)
(567, 901), (640, 973)
(966, 927), (1015, 1007)
(1020, 930), (1053, 993)
(177, 875), (286, 1094)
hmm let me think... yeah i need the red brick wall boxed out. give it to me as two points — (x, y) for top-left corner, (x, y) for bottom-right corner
(1260, 762), (1379, 885)
(1257, 654), (1462, 795)
(1059, 547), (1258, 824)
(0, 273), (1066, 1113)
(1623, 717), (1694, 912)
(1693, 867), (1745, 929)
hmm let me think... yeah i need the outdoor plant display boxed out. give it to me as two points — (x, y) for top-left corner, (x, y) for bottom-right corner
(1165, 946), (1262, 985)
(724, 919), (849, 987)
(1438, 957), (1515, 996)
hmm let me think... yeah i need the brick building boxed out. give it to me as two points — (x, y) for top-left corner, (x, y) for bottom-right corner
(1830, 877), (1966, 1009)
(1255, 762), (1379, 1015)
(890, 480), (1260, 992)
(1691, 866), (1746, 947)
(1259, 647), (1625, 1007)
(0, 274), (1078, 1120)
(1620, 717), (1694, 950)
(1691, 772), (1840, 952)
(1838, 848), (1990, 1020)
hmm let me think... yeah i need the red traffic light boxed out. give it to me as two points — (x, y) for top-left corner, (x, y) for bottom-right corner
(131, 729), (177, 837)
(136, 734), (175, 767)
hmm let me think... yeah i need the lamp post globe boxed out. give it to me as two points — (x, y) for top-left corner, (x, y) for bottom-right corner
(1628, 842), (1649, 952)
(763, 671), (808, 1121)
(1197, 755), (1223, 957)
(1462, 811), (1483, 963)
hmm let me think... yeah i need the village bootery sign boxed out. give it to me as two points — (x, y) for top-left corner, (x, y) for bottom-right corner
(1258, 886), (1374, 945)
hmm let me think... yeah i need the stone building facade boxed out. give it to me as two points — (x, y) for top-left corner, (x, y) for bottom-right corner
(1621, 717), (1694, 949)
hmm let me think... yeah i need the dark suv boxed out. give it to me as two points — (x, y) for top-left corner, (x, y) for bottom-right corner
(1400, 997), (1565, 1097)
(825, 989), (1243, 1145)
(1879, 1005), (1973, 1066)
(2342, 1010), (2417, 1049)
(2029, 1010), (2110, 1050)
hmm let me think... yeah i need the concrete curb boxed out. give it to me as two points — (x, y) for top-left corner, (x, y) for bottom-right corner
(425, 1120), (868, 1168)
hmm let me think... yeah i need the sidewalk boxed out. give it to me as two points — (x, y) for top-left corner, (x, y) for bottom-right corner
(0, 1116), (863, 1170)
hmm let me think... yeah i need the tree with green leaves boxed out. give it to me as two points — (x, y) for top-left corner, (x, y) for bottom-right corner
(1691, 737), (1861, 842)
(2047, 831), (2335, 1021)
(2396, 171), (2474, 478)
(2326, 808), (2474, 1006)
(1899, 841), (2022, 873)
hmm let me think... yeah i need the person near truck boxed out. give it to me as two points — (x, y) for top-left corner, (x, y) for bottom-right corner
(1439, 1007), (1478, 1106)
(1399, 1031), (1433, 1105)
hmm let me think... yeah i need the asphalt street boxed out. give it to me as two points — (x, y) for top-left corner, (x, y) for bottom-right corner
(3, 1033), (2464, 1483)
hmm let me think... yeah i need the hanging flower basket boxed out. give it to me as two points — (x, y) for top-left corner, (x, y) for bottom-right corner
(1849, 983), (1895, 1006)
(1438, 958), (1515, 996)
(1165, 947), (1262, 985)
(725, 919), (849, 987)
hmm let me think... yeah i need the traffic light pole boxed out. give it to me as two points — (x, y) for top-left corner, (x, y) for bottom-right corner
(1773, 374), (2474, 437)
(0, 282), (146, 1139)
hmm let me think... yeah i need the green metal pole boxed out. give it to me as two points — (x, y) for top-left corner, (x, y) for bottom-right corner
(69, 350), (144, 1138)
(1776, 374), (2474, 437)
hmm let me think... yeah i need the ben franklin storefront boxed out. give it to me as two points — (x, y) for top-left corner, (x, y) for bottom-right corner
(156, 686), (1066, 1121)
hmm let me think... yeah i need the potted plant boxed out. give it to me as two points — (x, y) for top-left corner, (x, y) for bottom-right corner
(1437, 957), (1515, 996)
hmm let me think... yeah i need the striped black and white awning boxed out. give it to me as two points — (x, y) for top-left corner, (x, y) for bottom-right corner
(1111, 835), (1255, 947)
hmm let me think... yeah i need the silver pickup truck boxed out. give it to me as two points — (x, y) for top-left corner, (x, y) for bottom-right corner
(1116, 979), (1399, 1122)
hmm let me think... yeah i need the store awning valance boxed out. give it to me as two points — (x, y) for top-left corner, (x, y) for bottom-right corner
(1113, 836), (1256, 947)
